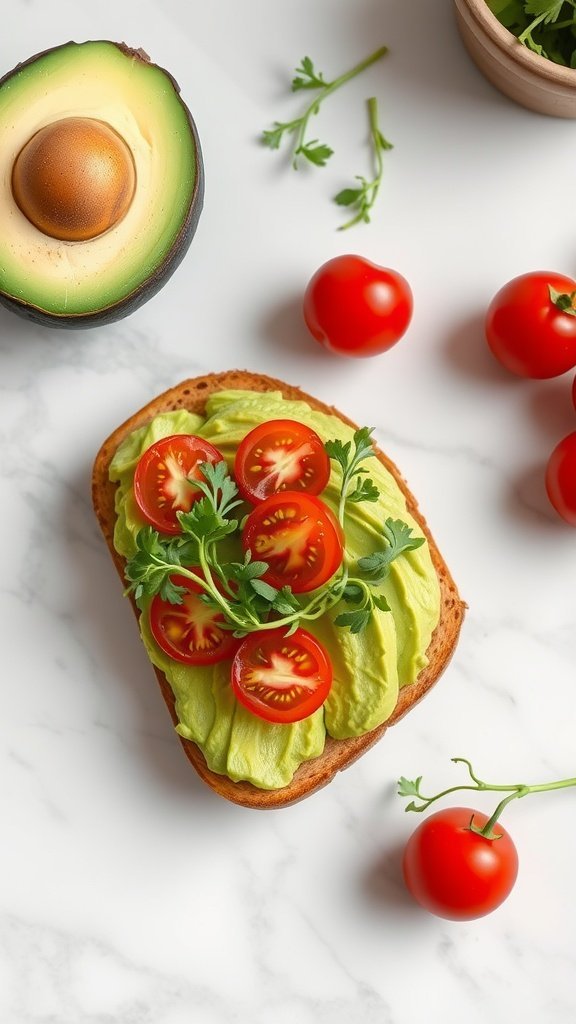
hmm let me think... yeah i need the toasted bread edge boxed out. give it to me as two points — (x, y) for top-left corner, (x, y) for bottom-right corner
(92, 370), (466, 809)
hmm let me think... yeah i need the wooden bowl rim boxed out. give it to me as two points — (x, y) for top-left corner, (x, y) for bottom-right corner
(455, 0), (576, 87)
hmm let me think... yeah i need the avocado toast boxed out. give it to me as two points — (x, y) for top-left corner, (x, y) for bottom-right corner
(92, 371), (465, 808)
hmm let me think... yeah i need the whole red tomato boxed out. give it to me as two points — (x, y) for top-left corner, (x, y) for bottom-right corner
(402, 807), (519, 920)
(303, 254), (413, 358)
(545, 431), (576, 526)
(572, 373), (576, 411)
(485, 271), (576, 379)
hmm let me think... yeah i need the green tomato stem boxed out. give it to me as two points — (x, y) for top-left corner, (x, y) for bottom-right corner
(400, 757), (576, 840)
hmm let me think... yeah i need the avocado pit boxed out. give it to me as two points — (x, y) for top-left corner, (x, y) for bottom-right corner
(11, 116), (136, 241)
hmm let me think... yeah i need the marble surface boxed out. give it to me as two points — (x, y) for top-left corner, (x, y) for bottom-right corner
(2, 1), (576, 1021)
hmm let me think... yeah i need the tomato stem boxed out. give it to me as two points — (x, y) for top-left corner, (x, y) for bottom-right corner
(549, 285), (576, 317)
(398, 757), (576, 839)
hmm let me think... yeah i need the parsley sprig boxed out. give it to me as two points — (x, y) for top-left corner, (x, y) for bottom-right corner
(334, 97), (393, 231)
(325, 426), (381, 523)
(334, 519), (425, 633)
(487, 0), (576, 66)
(124, 428), (425, 638)
(262, 46), (388, 170)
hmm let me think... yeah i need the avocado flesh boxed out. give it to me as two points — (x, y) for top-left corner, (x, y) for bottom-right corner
(0, 41), (201, 318)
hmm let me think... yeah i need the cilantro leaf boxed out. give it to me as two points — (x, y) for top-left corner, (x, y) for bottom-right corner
(357, 518), (425, 581)
(324, 437), (351, 471)
(397, 775), (423, 798)
(262, 123), (290, 150)
(524, 0), (564, 23)
(292, 56), (331, 92)
(347, 476), (380, 504)
(334, 608), (372, 634)
(334, 187), (364, 208)
(296, 140), (334, 166)
(326, 426), (380, 523)
(250, 578), (279, 602)
(372, 593), (391, 613)
(342, 582), (364, 604)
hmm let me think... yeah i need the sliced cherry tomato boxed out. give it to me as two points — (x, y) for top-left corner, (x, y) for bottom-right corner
(242, 491), (343, 593)
(231, 627), (332, 723)
(133, 434), (224, 535)
(303, 254), (413, 358)
(149, 573), (238, 666)
(402, 807), (519, 920)
(485, 271), (576, 379)
(545, 431), (576, 526)
(234, 419), (331, 503)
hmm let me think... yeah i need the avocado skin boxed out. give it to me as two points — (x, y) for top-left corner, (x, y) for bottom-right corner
(0, 41), (204, 330)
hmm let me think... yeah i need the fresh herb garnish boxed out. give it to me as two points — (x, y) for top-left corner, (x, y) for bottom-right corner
(334, 97), (393, 231)
(262, 45), (388, 177)
(325, 426), (381, 523)
(334, 518), (424, 633)
(486, 0), (576, 66)
(125, 428), (426, 638)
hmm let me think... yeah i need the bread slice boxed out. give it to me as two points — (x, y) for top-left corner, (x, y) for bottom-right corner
(92, 371), (465, 808)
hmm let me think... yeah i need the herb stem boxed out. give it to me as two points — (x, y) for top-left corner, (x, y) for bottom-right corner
(293, 49), (384, 166)
(518, 11), (548, 45)
(268, 45), (388, 169)
(337, 96), (389, 231)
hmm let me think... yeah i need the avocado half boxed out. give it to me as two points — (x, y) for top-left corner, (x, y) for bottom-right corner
(0, 40), (204, 328)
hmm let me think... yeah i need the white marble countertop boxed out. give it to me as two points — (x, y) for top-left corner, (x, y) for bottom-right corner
(2, 1), (576, 1021)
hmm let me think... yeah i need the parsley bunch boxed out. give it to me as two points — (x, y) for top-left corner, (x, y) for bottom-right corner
(124, 429), (425, 638)
(487, 0), (576, 66)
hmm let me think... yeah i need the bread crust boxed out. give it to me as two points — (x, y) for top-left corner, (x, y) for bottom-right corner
(92, 371), (465, 808)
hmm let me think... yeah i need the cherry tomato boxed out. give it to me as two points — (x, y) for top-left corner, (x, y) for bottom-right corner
(242, 491), (344, 593)
(545, 431), (576, 526)
(234, 419), (331, 504)
(231, 627), (332, 723)
(133, 434), (224, 535)
(485, 271), (576, 379)
(303, 254), (413, 358)
(402, 807), (519, 920)
(149, 574), (238, 666)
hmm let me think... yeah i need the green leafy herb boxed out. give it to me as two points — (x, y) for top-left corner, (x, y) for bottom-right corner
(398, 757), (576, 840)
(325, 426), (380, 524)
(334, 608), (372, 634)
(291, 56), (332, 92)
(125, 430), (425, 642)
(334, 97), (393, 230)
(356, 518), (425, 583)
(262, 45), (388, 170)
(486, 0), (576, 65)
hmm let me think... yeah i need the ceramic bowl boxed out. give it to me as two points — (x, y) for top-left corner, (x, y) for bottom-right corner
(454, 0), (576, 117)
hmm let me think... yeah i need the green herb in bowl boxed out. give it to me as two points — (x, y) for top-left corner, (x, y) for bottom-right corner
(487, 0), (576, 66)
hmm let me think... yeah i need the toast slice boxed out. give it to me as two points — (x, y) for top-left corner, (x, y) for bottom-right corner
(92, 371), (465, 808)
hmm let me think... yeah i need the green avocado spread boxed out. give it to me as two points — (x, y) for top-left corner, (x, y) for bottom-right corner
(109, 389), (441, 790)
